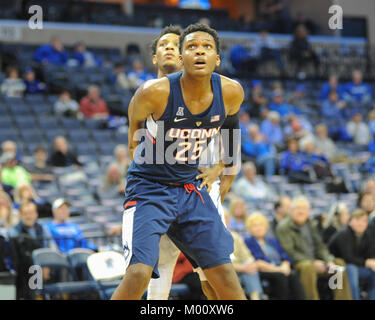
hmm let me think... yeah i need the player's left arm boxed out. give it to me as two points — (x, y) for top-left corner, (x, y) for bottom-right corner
(219, 77), (244, 202)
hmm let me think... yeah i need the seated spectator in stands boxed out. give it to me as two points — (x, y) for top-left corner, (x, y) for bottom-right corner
(269, 89), (301, 119)
(245, 212), (305, 300)
(25, 146), (54, 184)
(260, 111), (284, 148)
(322, 202), (350, 244)
(362, 178), (375, 196)
(280, 139), (314, 184)
(328, 209), (375, 300)
(0, 191), (18, 230)
(8, 202), (55, 299)
(227, 198), (251, 239)
(286, 85), (309, 111)
(247, 80), (268, 119)
(126, 59), (156, 90)
(34, 36), (69, 66)
(0, 164), (14, 199)
(343, 70), (373, 108)
(54, 90), (80, 118)
(314, 124), (339, 161)
(251, 29), (283, 72)
(300, 139), (334, 180)
(109, 62), (131, 90)
(13, 183), (41, 210)
(242, 124), (277, 176)
(239, 109), (252, 137)
(284, 114), (313, 141)
(48, 136), (82, 168)
(232, 162), (276, 203)
(171, 252), (205, 300)
(358, 192), (375, 217)
(224, 213), (263, 300)
(270, 196), (291, 236)
(276, 196), (352, 300)
(0, 152), (31, 188)
(368, 109), (375, 136)
(319, 74), (344, 101)
(346, 111), (371, 146)
(289, 25), (319, 79)
(80, 85), (109, 119)
(45, 198), (97, 254)
(0, 66), (26, 98)
(23, 67), (46, 94)
(2, 140), (18, 157)
(70, 41), (102, 68)
(114, 144), (130, 178)
(100, 163), (126, 198)
(229, 44), (256, 76)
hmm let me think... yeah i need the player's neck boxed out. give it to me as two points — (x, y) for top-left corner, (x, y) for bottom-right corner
(180, 72), (212, 98)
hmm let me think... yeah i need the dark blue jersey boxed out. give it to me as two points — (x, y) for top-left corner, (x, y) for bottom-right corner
(128, 71), (226, 183)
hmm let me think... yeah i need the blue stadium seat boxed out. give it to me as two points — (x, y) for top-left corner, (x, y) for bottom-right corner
(75, 143), (98, 156)
(61, 118), (84, 131)
(68, 130), (91, 142)
(38, 117), (61, 130)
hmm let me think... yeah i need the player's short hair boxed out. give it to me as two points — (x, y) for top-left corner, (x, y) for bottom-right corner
(150, 25), (182, 55)
(180, 23), (220, 54)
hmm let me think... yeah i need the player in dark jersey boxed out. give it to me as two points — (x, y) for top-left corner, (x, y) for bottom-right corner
(111, 23), (245, 300)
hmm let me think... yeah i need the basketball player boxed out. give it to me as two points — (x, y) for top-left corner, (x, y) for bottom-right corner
(143, 26), (233, 300)
(111, 23), (245, 300)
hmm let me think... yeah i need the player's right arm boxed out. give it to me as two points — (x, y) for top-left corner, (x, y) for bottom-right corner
(128, 78), (170, 160)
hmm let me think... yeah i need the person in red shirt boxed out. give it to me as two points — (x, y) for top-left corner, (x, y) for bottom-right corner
(79, 85), (109, 119)
(172, 252), (205, 300)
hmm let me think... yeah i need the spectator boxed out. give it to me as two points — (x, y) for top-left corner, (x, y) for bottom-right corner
(245, 212), (305, 300)
(260, 111), (284, 148)
(289, 25), (319, 79)
(34, 36), (69, 66)
(227, 198), (251, 239)
(358, 192), (375, 217)
(100, 163), (126, 198)
(321, 91), (350, 141)
(0, 164), (14, 199)
(79, 85), (109, 119)
(110, 62), (131, 90)
(126, 59), (156, 90)
(0, 191), (18, 230)
(224, 213), (263, 300)
(362, 179), (375, 196)
(1, 140), (17, 155)
(368, 109), (375, 136)
(0, 66), (26, 98)
(346, 111), (371, 146)
(319, 74), (344, 101)
(229, 44), (256, 76)
(269, 89), (300, 119)
(292, 11), (319, 35)
(270, 196), (291, 236)
(284, 114), (313, 141)
(242, 124), (277, 176)
(70, 41), (102, 68)
(13, 183), (41, 210)
(258, 0), (292, 34)
(328, 209), (375, 300)
(45, 198), (97, 254)
(232, 162), (276, 202)
(113, 144), (130, 178)
(314, 124), (339, 161)
(322, 202), (350, 244)
(0, 152), (31, 188)
(239, 109), (252, 137)
(343, 70), (373, 108)
(280, 139), (314, 184)
(23, 67), (46, 94)
(251, 29), (283, 72)
(8, 202), (56, 299)
(48, 136), (82, 168)
(25, 146), (54, 183)
(286, 85), (309, 111)
(54, 90), (80, 118)
(276, 196), (352, 300)
(247, 80), (268, 119)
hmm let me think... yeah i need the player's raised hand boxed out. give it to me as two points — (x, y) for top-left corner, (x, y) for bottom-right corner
(196, 163), (224, 193)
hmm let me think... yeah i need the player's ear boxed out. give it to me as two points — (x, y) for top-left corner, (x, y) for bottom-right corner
(152, 55), (157, 65)
(178, 54), (183, 65)
(215, 54), (221, 67)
